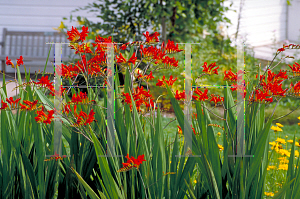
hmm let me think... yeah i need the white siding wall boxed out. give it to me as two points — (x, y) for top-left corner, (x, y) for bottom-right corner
(287, 0), (300, 42)
(224, 0), (287, 48)
(0, 0), (103, 73)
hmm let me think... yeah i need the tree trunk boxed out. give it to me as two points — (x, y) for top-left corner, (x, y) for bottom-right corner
(170, 6), (176, 40)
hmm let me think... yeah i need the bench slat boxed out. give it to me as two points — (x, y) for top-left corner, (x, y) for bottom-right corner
(20, 35), (23, 55)
(31, 35), (34, 56)
(9, 35), (12, 55)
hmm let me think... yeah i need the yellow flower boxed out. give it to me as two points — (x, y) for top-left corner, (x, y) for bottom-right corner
(285, 135), (288, 138)
(264, 192), (274, 196)
(278, 156), (289, 164)
(271, 125), (283, 132)
(218, 144), (224, 151)
(276, 123), (283, 127)
(295, 150), (299, 157)
(287, 140), (294, 143)
(298, 123), (300, 126)
(297, 116), (300, 120)
(194, 180), (197, 183)
(269, 141), (277, 146)
(267, 165), (277, 171)
(275, 137), (286, 144)
(278, 164), (288, 170)
(217, 132), (221, 136)
(296, 142), (300, 147)
(278, 149), (290, 157)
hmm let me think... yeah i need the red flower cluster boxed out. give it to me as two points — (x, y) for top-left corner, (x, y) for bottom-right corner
(289, 82), (300, 96)
(288, 62), (300, 76)
(143, 31), (160, 43)
(6, 56), (23, 68)
(69, 91), (94, 104)
(210, 94), (224, 106)
(6, 97), (21, 109)
(0, 100), (9, 110)
(156, 75), (177, 87)
(35, 106), (54, 124)
(117, 154), (146, 172)
(116, 52), (137, 65)
(230, 82), (247, 98)
(224, 69), (244, 82)
(248, 69), (290, 103)
(73, 106), (95, 127)
(66, 26), (89, 43)
(19, 100), (39, 111)
(175, 90), (186, 100)
(161, 40), (183, 54)
(136, 70), (154, 81)
(202, 62), (219, 75)
(192, 88), (208, 101)
(122, 86), (155, 112)
(139, 40), (180, 68)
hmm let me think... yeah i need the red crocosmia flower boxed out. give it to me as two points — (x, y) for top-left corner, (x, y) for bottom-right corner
(16, 56), (23, 66)
(6, 97), (21, 109)
(67, 26), (89, 42)
(122, 93), (132, 104)
(63, 104), (71, 114)
(122, 86), (155, 112)
(161, 56), (179, 68)
(128, 52), (137, 65)
(277, 48), (285, 52)
(0, 100), (9, 110)
(44, 110), (55, 125)
(69, 92), (89, 104)
(35, 107), (54, 124)
(20, 100), (38, 111)
(165, 75), (177, 86)
(175, 90), (186, 100)
(80, 26), (89, 42)
(36, 76), (52, 87)
(202, 62), (219, 75)
(249, 89), (273, 104)
(289, 82), (300, 95)
(120, 42), (129, 50)
(288, 62), (300, 76)
(161, 40), (183, 54)
(117, 154), (146, 172)
(143, 31), (160, 43)
(156, 75), (177, 87)
(6, 56), (14, 68)
(224, 69), (237, 82)
(75, 43), (93, 54)
(193, 88), (208, 101)
(116, 53), (127, 64)
(210, 94), (223, 106)
(74, 109), (95, 126)
(145, 71), (154, 81)
(67, 26), (81, 42)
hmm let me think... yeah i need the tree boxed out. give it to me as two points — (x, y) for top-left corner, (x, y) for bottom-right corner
(66, 0), (233, 43)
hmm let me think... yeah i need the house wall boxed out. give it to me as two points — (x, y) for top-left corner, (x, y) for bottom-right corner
(287, 0), (300, 42)
(0, 0), (103, 73)
(224, 0), (288, 48)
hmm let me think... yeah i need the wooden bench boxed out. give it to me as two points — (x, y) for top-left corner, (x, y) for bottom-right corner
(0, 28), (73, 73)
